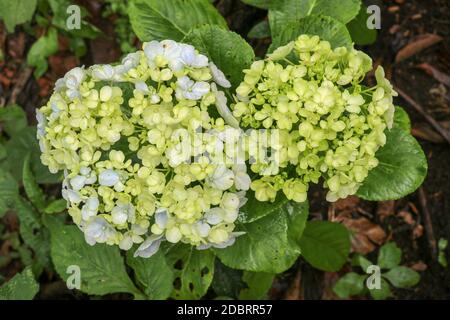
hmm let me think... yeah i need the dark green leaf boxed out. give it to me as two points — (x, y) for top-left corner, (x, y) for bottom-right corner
(127, 250), (174, 299)
(0, 105), (27, 136)
(129, 0), (227, 42)
(166, 244), (215, 299)
(215, 198), (308, 273)
(346, 5), (377, 45)
(22, 153), (46, 211)
(299, 220), (350, 272)
(211, 260), (244, 298)
(44, 216), (142, 297)
(356, 113), (427, 201)
(14, 198), (50, 275)
(351, 253), (372, 271)
(4, 126), (62, 184)
(0, 169), (19, 217)
(184, 25), (255, 90)
(248, 20), (270, 39)
(239, 271), (274, 300)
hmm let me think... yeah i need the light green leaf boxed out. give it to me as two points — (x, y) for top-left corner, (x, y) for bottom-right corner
(333, 272), (366, 298)
(166, 244), (215, 299)
(369, 278), (392, 300)
(27, 28), (59, 78)
(347, 5), (377, 45)
(270, 15), (352, 53)
(383, 266), (420, 288)
(44, 199), (67, 214)
(239, 271), (274, 300)
(299, 220), (350, 272)
(351, 253), (372, 271)
(0, 169), (19, 217)
(0, 0), (37, 32)
(127, 250), (174, 300)
(129, 0), (227, 42)
(393, 106), (411, 132)
(0, 267), (39, 300)
(14, 198), (50, 275)
(0, 105), (27, 136)
(356, 115), (427, 201)
(377, 242), (402, 269)
(4, 126), (62, 184)
(184, 25), (255, 89)
(215, 198), (308, 273)
(248, 20), (270, 39)
(268, 0), (360, 38)
(22, 153), (46, 211)
(44, 216), (142, 297)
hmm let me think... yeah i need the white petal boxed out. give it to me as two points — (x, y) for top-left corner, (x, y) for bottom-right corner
(99, 169), (120, 187)
(209, 62), (231, 88)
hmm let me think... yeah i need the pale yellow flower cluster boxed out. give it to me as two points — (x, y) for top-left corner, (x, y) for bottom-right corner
(37, 40), (249, 257)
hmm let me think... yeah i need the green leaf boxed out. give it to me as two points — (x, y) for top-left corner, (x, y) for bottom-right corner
(356, 113), (427, 201)
(351, 253), (372, 271)
(22, 153), (46, 211)
(129, 0), (227, 42)
(369, 278), (392, 300)
(44, 199), (67, 214)
(333, 272), (366, 298)
(393, 106), (411, 132)
(0, 105), (27, 136)
(44, 216), (142, 297)
(0, 0), (37, 32)
(377, 242), (402, 269)
(268, 0), (360, 38)
(0, 267), (39, 300)
(248, 20), (270, 39)
(0, 169), (19, 217)
(269, 15), (352, 53)
(299, 221), (350, 272)
(383, 266), (420, 288)
(183, 25), (255, 90)
(346, 5), (377, 45)
(48, 0), (101, 39)
(27, 28), (59, 78)
(211, 260), (244, 298)
(4, 126), (62, 184)
(166, 244), (215, 299)
(14, 198), (50, 275)
(127, 250), (174, 299)
(239, 271), (274, 300)
(215, 198), (308, 273)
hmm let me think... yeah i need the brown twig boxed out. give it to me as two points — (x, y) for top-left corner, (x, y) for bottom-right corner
(6, 67), (33, 106)
(394, 85), (450, 145)
(418, 187), (437, 260)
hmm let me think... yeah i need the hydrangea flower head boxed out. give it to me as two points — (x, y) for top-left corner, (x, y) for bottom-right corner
(232, 35), (397, 203)
(37, 40), (247, 258)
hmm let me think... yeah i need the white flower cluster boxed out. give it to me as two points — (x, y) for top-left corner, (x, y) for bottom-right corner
(37, 40), (249, 257)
